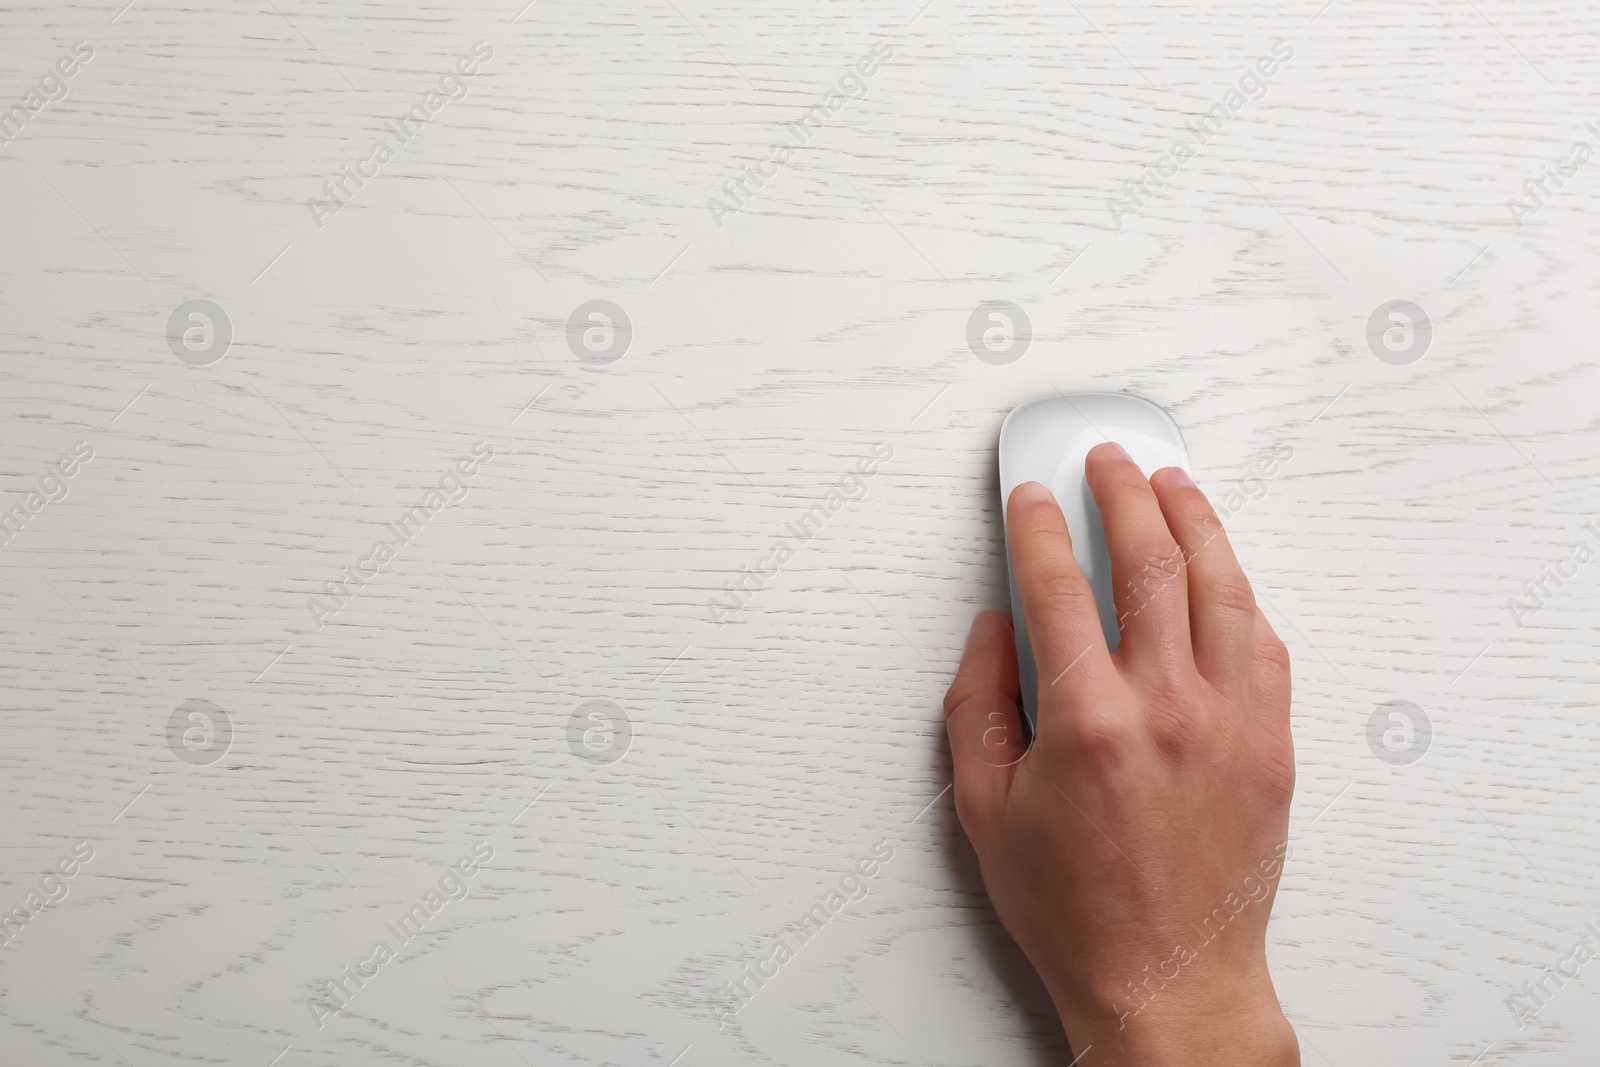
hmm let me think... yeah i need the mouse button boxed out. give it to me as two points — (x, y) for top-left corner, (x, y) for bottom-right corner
(998, 403), (1092, 507)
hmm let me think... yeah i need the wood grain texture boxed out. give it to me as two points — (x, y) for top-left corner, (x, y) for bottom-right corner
(1, 0), (1597, 1064)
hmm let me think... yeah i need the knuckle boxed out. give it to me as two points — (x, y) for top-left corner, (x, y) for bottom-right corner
(942, 679), (973, 718)
(952, 784), (987, 835)
(1065, 710), (1134, 768)
(1145, 669), (1193, 711)
(1251, 737), (1297, 808)
(1128, 535), (1182, 572)
(1124, 540), (1184, 598)
(1035, 566), (1095, 614)
(1256, 632), (1292, 675)
(1202, 574), (1257, 617)
(1189, 510), (1227, 546)
(1147, 702), (1211, 760)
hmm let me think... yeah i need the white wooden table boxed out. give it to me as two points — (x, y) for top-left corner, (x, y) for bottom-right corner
(2, 1), (1597, 1064)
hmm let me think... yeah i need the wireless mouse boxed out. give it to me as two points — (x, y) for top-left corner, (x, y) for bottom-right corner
(998, 392), (1192, 734)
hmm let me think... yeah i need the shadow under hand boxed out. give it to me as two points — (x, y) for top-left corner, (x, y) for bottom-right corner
(936, 774), (1075, 1066)
(940, 464), (1076, 1063)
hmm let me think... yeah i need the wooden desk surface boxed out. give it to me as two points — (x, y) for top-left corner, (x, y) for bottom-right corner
(2, 1), (1596, 1064)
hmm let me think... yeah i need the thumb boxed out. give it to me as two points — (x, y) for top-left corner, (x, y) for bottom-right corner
(943, 611), (1026, 838)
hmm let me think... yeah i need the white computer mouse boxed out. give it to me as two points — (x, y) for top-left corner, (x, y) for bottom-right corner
(998, 392), (1192, 733)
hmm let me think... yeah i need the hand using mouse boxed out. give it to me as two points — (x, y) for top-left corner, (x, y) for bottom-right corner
(944, 443), (1299, 1066)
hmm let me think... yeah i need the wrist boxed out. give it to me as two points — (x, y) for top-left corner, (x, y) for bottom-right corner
(1049, 969), (1299, 1066)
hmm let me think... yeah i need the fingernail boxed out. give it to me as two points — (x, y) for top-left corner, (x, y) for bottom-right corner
(963, 612), (1000, 656)
(1156, 466), (1195, 489)
(1010, 480), (1054, 506)
(1105, 442), (1132, 462)
(967, 611), (994, 647)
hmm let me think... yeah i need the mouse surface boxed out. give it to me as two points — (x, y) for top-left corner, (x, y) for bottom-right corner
(998, 392), (1192, 733)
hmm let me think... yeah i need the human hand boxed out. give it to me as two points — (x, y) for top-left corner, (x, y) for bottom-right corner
(944, 443), (1299, 1066)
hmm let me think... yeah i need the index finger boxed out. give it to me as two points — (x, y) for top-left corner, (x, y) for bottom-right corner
(1006, 481), (1115, 707)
